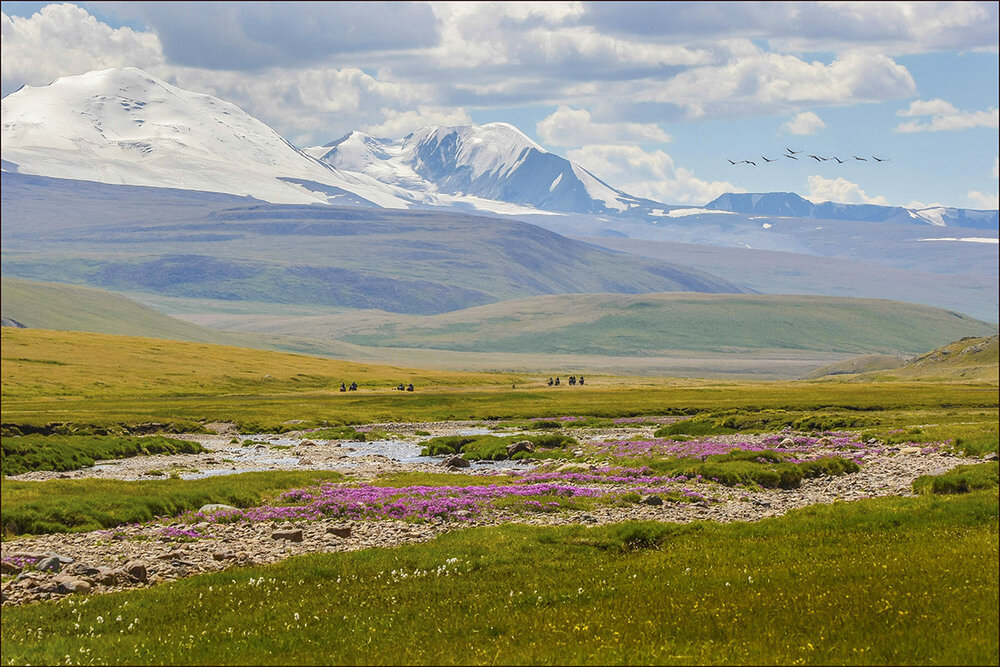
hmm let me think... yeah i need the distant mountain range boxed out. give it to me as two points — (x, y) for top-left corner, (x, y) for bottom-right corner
(3, 67), (995, 228)
(705, 192), (998, 229)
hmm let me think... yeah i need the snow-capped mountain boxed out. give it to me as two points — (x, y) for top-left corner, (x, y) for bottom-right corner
(705, 192), (998, 229)
(3, 68), (995, 228)
(307, 124), (666, 216)
(0, 68), (422, 208)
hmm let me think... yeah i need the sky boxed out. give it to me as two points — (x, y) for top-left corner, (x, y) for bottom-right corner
(1, 1), (998, 209)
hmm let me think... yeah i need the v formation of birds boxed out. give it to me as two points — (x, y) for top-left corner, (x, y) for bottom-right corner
(727, 149), (890, 166)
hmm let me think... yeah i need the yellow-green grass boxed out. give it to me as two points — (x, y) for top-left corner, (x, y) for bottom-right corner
(2, 492), (996, 665)
(913, 462), (999, 495)
(3, 329), (997, 435)
(1, 471), (343, 537)
(0, 278), (239, 345)
(870, 335), (999, 382)
(803, 354), (907, 379)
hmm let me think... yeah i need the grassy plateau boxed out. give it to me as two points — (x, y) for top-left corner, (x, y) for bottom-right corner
(1, 326), (997, 665)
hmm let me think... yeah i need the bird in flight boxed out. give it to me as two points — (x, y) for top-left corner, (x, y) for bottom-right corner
(832, 156), (846, 164)
(852, 155), (867, 161)
(742, 160), (757, 166)
(727, 158), (737, 165)
(872, 155), (890, 162)
(807, 154), (826, 162)
(761, 155), (778, 163)
(784, 153), (798, 160)
(786, 147), (802, 154)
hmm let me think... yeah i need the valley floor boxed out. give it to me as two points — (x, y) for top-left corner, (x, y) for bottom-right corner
(0, 420), (981, 607)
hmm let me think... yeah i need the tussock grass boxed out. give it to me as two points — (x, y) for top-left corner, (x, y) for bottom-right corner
(648, 453), (860, 489)
(2, 492), (996, 665)
(914, 462), (999, 495)
(420, 434), (577, 460)
(1, 435), (204, 477)
(1, 471), (342, 536)
(655, 409), (881, 437)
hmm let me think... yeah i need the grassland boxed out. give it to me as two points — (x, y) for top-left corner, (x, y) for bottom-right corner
(1, 471), (343, 536)
(2, 491), (996, 665)
(3, 329), (997, 435)
(207, 293), (998, 357)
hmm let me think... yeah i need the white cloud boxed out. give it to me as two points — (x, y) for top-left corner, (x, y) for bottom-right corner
(536, 106), (670, 146)
(782, 111), (826, 135)
(1, 4), (164, 95)
(361, 106), (472, 137)
(806, 175), (889, 205)
(895, 98), (999, 132)
(567, 144), (743, 205)
(165, 66), (433, 145)
(636, 50), (916, 120)
(967, 190), (999, 208)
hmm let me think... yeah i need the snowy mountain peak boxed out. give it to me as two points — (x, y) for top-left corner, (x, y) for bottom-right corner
(309, 121), (652, 216)
(1, 67), (412, 208)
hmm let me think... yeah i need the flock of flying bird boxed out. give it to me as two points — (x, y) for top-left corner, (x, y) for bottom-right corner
(727, 148), (890, 166)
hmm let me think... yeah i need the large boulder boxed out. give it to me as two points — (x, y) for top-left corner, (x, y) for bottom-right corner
(506, 441), (535, 456)
(441, 455), (470, 469)
(123, 560), (148, 583)
(271, 529), (304, 542)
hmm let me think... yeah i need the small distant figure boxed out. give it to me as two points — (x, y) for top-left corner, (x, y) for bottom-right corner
(547, 378), (554, 386)
(397, 383), (405, 391)
(406, 383), (414, 392)
(554, 377), (561, 386)
(578, 375), (584, 385)
(339, 382), (346, 392)
(569, 376), (576, 386)
(512, 383), (516, 389)
(349, 381), (357, 391)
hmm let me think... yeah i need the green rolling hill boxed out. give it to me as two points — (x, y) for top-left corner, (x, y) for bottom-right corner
(176, 292), (999, 357)
(0, 278), (236, 344)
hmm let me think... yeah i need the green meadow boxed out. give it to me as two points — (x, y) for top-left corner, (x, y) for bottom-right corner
(1, 491), (996, 665)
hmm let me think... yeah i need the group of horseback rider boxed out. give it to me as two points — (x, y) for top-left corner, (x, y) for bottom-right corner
(547, 375), (584, 386)
(339, 381), (414, 392)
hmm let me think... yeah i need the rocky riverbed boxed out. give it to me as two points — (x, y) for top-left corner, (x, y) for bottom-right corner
(0, 420), (972, 606)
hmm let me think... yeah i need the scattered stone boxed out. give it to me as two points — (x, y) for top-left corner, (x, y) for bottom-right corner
(900, 446), (921, 454)
(198, 504), (237, 514)
(271, 529), (304, 542)
(639, 494), (664, 506)
(124, 561), (148, 583)
(326, 526), (352, 538)
(984, 453), (999, 462)
(54, 577), (91, 594)
(212, 552), (236, 561)
(1, 561), (22, 575)
(779, 437), (796, 446)
(441, 455), (470, 469)
(300, 440), (317, 447)
(36, 557), (63, 573)
(506, 441), (535, 456)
